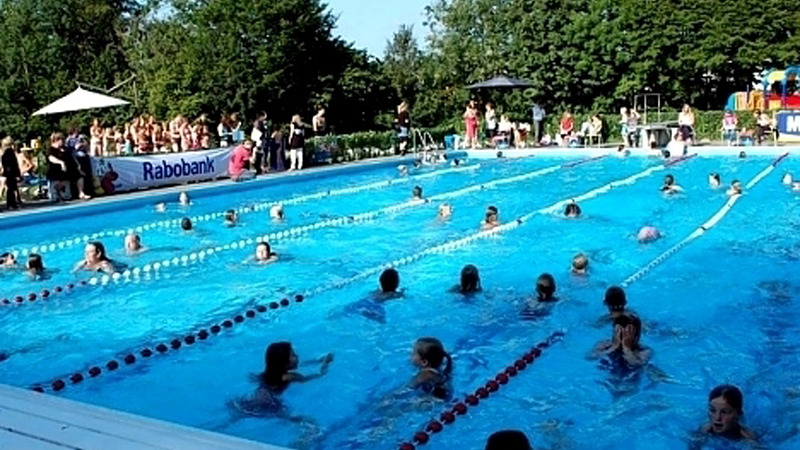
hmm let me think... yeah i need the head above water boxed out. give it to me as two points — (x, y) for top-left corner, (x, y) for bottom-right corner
(738, 151), (747, 159)
(261, 342), (298, 387)
(0, 252), (15, 266)
(412, 337), (452, 375)
(782, 173), (793, 185)
(564, 201), (581, 217)
(125, 233), (142, 251)
(708, 384), (744, 436)
(663, 174), (675, 186)
(604, 286), (627, 312)
(485, 430), (533, 450)
(536, 273), (556, 300)
(439, 203), (453, 218)
(179, 192), (190, 205)
(709, 172), (721, 186)
(270, 204), (284, 219)
(256, 242), (272, 261)
(637, 226), (661, 243)
(412, 185), (423, 199)
(85, 241), (109, 263)
(571, 253), (588, 273)
(460, 264), (481, 292)
(27, 254), (44, 273)
(613, 313), (642, 344)
(379, 268), (400, 293)
(225, 209), (237, 223)
(181, 217), (193, 231)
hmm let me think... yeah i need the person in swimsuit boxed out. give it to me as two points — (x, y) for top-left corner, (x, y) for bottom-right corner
(564, 201), (581, 218)
(411, 185), (423, 200)
(179, 191), (191, 206)
(590, 313), (651, 367)
(482, 206), (500, 229)
(338, 268), (402, 323)
(521, 273), (558, 320)
(26, 254), (46, 280)
(660, 174), (683, 194)
(124, 233), (144, 255)
(270, 204), (285, 220)
(637, 226), (661, 243)
(288, 114), (306, 171)
(709, 172), (722, 188)
(181, 218), (193, 231)
(571, 253), (589, 275)
(224, 209), (238, 227)
(73, 242), (116, 274)
(438, 203), (453, 219)
(410, 337), (453, 400)
(250, 242), (278, 264)
(697, 385), (756, 443)
(0, 252), (17, 268)
(595, 286), (635, 327)
(453, 264), (482, 293)
(781, 173), (792, 185)
(727, 179), (743, 196)
(232, 342), (333, 417)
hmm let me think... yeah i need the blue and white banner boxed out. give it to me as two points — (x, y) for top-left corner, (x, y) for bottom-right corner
(91, 148), (234, 194)
(777, 110), (800, 142)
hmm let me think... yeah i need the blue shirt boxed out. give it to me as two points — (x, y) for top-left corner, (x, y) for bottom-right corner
(532, 105), (545, 122)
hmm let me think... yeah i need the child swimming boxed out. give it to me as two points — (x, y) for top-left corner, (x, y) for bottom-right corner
(250, 242), (278, 264)
(178, 191), (191, 206)
(637, 226), (661, 243)
(180, 217), (193, 231)
(698, 384), (756, 443)
(438, 203), (453, 219)
(590, 313), (651, 367)
(410, 337), (453, 400)
(411, 185), (423, 200)
(454, 264), (482, 293)
(535, 273), (557, 302)
(727, 179), (743, 196)
(124, 233), (144, 254)
(26, 254), (46, 280)
(708, 172), (721, 188)
(224, 209), (238, 227)
(660, 174), (683, 194)
(564, 201), (582, 218)
(486, 430), (533, 450)
(571, 253), (589, 275)
(73, 242), (116, 274)
(270, 204), (285, 220)
(482, 206), (500, 229)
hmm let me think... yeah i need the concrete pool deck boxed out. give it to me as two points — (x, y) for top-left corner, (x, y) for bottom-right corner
(0, 384), (288, 450)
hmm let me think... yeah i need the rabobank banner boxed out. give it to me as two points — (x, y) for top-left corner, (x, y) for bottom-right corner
(777, 110), (800, 142)
(91, 148), (233, 194)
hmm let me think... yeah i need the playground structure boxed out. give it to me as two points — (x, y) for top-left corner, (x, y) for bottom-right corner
(726, 67), (800, 111)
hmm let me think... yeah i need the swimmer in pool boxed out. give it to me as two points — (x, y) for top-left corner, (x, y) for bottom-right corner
(482, 206), (500, 229)
(337, 268), (402, 323)
(410, 337), (453, 400)
(124, 233), (144, 254)
(453, 264), (482, 293)
(660, 174), (683, 194)
(571, 253), (589, 275)
(637, 226), (661, 243)
(782, 173), (793, 185)
(727, 179), (743, 196)
(181, 217), (193, 231)
(412, 185), (423, 200)
(26, 254), (46, 280)
(793, 181), (800, 192)
(590, 313), (651, 367)
(535, 273), (557, 302)
(0, 252), (16, 268)
(738, 151), (747, 159)
(709, 172), (722, 188)
(250, 242), (278, 264)
(397, 165), (409, 176)
(232, 342), (333, 417)
(413, 160), (422, 169)
(697, 385), (756, 443)
(154, 202), (167, 212)
(564, 201), (582, 218)
(178, 191), (191, 206)
(601, 286), (633, 324)
(438, 203), (453, 219)
(73, 242), (116, 274)
(270, 204), (284, 220)
(451, 158), (461, 166)
(486, 430), (533, 450)
(378, 268), (401, 298)
(224, 209), (238, 227)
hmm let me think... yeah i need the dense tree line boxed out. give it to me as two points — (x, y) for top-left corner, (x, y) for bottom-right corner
(1, 0), (798, 140)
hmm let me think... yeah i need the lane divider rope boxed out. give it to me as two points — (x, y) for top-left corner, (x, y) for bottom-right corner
(3, 157), (607, 307)
(619, 153), (788, 288)
(397, 331), (564, 450)
(28, 160), (673, 394)
(6, 164), (482, 257)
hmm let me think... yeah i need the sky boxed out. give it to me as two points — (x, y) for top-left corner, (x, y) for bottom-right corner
(327, 0), (431, 58)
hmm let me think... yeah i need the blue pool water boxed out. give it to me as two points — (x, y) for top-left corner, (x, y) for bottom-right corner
(1, 154), (799, 449)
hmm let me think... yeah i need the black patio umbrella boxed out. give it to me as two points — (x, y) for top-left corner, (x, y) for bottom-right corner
(466, 75), (532, 90)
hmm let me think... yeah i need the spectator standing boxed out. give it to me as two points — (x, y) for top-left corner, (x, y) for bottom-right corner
(74, 136), (94, 198)
(532, 103), (546, 144)
(485, 102), (498, 140)
(46, 133), (71, 202)
(251, 111), (268, 174)
(312, 107), (327, 137)
(90, 119), (104, 157)
(559, 112), (575, 146)
(230, 113), (244, 144)
(463, 100), (479, 149)
(218, 114), (233, 147)
(678, 104), (695, 143)
(1, 137), (22, 210)
(288, 114), (306, 171)
(270, 124), (286, 171)
(722, 110), (738, 145)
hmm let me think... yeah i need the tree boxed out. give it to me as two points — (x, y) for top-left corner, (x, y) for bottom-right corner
(383, 25), (422, 105)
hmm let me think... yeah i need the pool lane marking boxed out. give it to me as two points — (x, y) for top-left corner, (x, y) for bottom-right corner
(7, 164), (481, 257)
(27, 159), (683, 394)
(2, 157), (607, 307)
(619, 152), (788, 288)
(396, 332), (564, 450)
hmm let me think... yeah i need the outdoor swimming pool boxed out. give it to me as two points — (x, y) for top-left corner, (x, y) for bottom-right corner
(1, 152), (799, 450)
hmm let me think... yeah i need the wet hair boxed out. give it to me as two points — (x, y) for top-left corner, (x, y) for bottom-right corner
(664, 174), (674, 186)
(564, 202), (581, 217)
(415, 337), (452, 376)
(710, 172), (721, 184)
(27, 254), (44, 273)
(412, 185), (423, 198)
(496, 151), (504, 158)
(259, 342), (294, 391)
(613, 313), (642, 344)
(604, 286), (627, 311)
(572, 253), (588, 271)
(0, 252), (11, 263)
(379, 268), (400, 293)
(257, 241), (272, 255)
(460, 265), (481, 292)
(709, 384), (744, 416)
(536, 273), (556, 299)
(738, 151), (747, 158)
(663, 150), (671, 158)
(88, 241), (109, 261)
(486, 430), (533, 450)
(225, 209), (236, 222)
(181, 217), (193, 230)
(179, 192), (190, 203)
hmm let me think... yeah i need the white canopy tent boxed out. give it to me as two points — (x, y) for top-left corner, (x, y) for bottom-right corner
(32, 87), (129, 116)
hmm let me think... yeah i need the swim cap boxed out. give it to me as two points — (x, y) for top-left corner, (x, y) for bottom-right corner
(637, 226), (660, 242)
